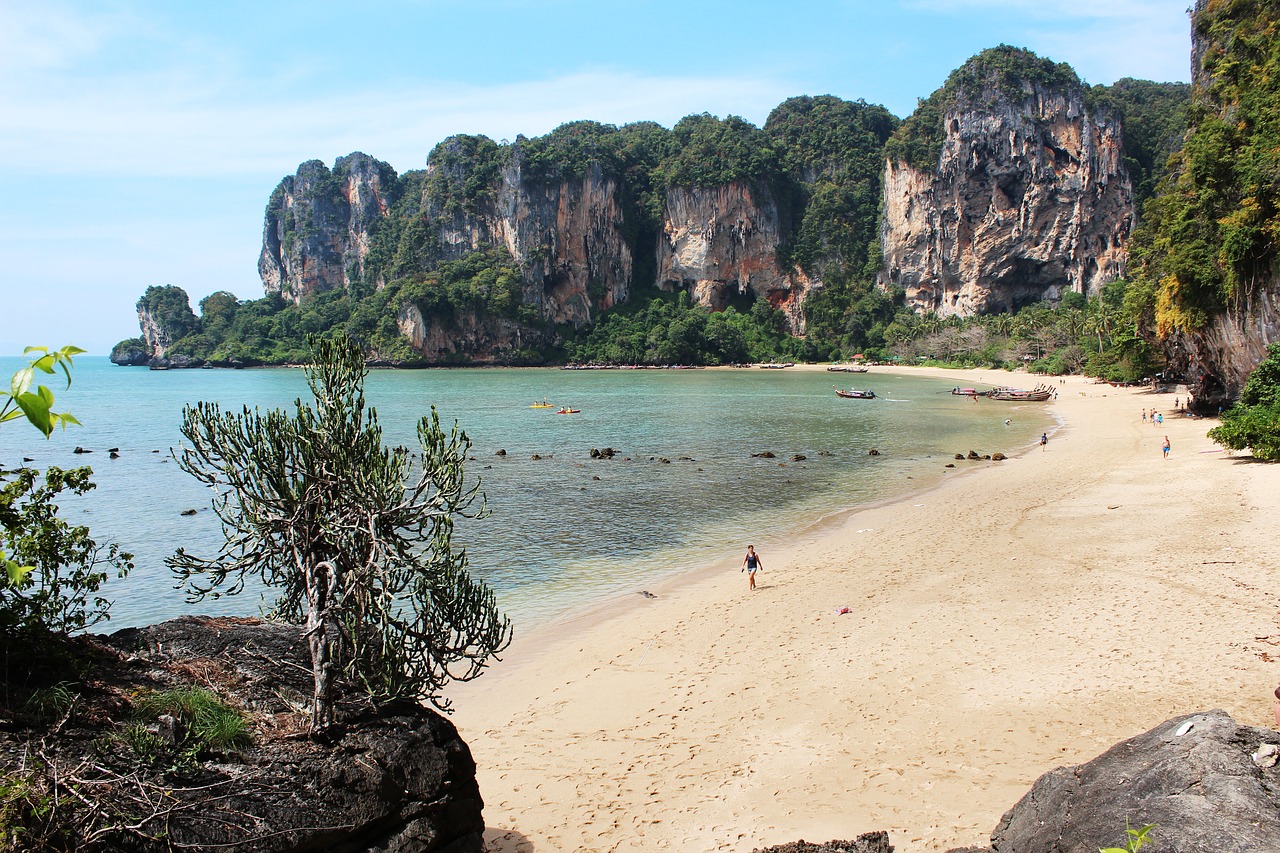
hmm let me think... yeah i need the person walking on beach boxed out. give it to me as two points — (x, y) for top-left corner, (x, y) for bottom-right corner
(1163, 435), (1171, 459)
(1040, 432), (1048, 451)
(741, 545), (763, 591)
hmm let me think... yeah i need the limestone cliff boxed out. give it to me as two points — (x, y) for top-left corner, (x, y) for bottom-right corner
(424, 138), (633, 329)
(880, 47), (1132, 317)
(656, 182), (811, 331)
(259, 153), (397, 302)
(109, 285), (202, 367)
(396, 302), (553, 364)
(1149, 0), (1280, 405)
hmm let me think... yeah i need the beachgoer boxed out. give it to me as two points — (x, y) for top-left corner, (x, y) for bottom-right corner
(1274, 684), (1280, 727)
(741, 545), (763, 591)
(1157, 412), (1163, 425)
(1175, 396), (1180, 410)
(1142, 410), (1147, 423)
(1039, 432), (1048, 451)
(1162, 436), (1171, 458)
(1004, 419), (1012, 426)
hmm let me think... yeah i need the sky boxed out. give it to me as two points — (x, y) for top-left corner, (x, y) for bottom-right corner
(0, 0), (1193, 356)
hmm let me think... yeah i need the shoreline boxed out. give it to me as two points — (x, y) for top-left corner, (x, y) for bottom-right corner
(471, 364), (1051, 674)
(449, 368), (1280, 852)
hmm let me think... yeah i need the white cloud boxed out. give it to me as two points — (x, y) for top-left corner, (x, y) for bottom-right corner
(1, 67), (791, 179)
(899, 0), (1193, 84)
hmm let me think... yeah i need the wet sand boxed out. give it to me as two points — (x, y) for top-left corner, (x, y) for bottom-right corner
(448, 368), (1280, 852)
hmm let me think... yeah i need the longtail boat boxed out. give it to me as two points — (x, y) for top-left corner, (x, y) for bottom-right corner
(988, 384), (1055, 402)
(834, 387), (876, 399)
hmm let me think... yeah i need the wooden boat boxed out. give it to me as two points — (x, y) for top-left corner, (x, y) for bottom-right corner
(827, 365), (870, 373)
(988, 384), (1055, 402)
(555, 407), (581, 414)
(950, 387), (991, 397)
(759, 362), (794, 369)
(834, 387), (876, 399)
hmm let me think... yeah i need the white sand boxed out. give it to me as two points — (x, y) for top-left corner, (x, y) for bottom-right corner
(449, 368), (1280, 852)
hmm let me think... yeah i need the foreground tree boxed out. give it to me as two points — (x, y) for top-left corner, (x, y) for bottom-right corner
(3, 345), (85, 589)
(169, 334), (512, 732)
(1208, 343), (1280, 460)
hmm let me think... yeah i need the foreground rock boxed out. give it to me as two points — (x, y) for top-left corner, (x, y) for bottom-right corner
(950, 710), (1280, 853)
(755, 831), (893, 853)
(0, 616), (484, 852)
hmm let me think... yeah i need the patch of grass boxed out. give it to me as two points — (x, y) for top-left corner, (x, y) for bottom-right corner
(128, 687), (252, 764)
(21, 682), (78, 724)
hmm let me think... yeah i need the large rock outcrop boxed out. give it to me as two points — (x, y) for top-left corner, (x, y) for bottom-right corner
(396, 302), (553, 364)
(259, 153), (397, 302)
(881, 49), (1133, 317)
(955, 710), (1280, 853)
(1151, 0), (1280, 406)
(0, 616), (486, 852)
(426, 139), (634, 329)
(657, 182), (813, 331)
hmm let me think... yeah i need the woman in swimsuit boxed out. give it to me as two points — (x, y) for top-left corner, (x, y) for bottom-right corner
(741, 545), (763, 591)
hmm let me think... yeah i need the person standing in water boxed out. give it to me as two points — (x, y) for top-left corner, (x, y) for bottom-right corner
(741, 545), (763, 591)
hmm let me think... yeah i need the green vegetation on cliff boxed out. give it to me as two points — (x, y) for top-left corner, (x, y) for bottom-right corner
(766, 96), (898, 280)
(1128, 0), (1280, 339)
(1095, 79), (1192, 211)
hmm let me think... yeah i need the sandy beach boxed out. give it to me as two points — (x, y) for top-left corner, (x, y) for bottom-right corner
(449, 367), (1280, 852)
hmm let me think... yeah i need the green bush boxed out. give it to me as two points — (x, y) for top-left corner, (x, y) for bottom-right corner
(1209, 343), (1280, 459)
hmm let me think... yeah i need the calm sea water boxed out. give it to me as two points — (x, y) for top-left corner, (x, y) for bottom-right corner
(0, 357), (1054, 633)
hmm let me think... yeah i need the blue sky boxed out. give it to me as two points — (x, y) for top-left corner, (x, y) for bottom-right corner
(1, 0), (1192, 355)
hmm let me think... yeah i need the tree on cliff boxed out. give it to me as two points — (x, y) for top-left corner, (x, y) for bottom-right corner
(168, 334), (512, 732)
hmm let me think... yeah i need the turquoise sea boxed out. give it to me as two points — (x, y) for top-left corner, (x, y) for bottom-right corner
(0, 358), (1054, 633)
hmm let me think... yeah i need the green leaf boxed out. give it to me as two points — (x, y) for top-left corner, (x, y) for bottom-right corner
(4, 558), (35, 588)
(11, 366), (33, 398)
(15, 392), (53, 437)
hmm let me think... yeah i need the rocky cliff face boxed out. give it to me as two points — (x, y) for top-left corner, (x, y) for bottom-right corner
(1158, 0), (1280, 405)
(259, 152), (396, 302)
(427, 143), (634, 329)
(881, 70), (1132, 316)
(657, 182), (812, 331)
(397, 303), (553, 364)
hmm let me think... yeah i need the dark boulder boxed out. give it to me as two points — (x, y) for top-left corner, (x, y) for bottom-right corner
(949, 710), (1280, 853)
(2, 616), (485, 853)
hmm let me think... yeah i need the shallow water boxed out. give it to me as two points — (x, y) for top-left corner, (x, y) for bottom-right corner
(0, 358), (1054, 633)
